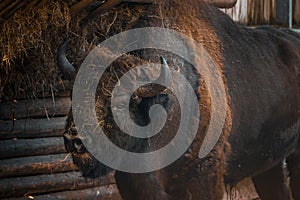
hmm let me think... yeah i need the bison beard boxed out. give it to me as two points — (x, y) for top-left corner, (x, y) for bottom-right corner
(59, 0), (300, 200)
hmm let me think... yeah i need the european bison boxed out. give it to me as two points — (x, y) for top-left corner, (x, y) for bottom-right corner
(59, 0), (300, 199)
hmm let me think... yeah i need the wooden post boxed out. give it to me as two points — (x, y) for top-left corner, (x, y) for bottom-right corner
(294, 0), (300, 25)
(276, 0), (290, 25)
(248, 0), (265, 25)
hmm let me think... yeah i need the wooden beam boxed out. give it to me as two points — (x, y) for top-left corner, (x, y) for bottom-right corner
(0, 153), (77, 178)
(0, 116), (67, 140)
(88, 0), (121, 18)
(70, 0), (96, 17)
(0, 171), (115, 198)
(10, 185), (122, 200)
(1, 0), (29, 21)
(88, 0), (152, 19)
(0, 0), (21, 18)
(0, 0), (15, 12)
(0, 97), (71, 120)
(0, 137), (66, 159)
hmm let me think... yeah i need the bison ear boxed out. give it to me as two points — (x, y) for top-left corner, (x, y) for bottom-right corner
(204, 0), (237, 8)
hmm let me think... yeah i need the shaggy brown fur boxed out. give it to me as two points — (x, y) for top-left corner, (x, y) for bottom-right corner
(62, 0), (300, 199)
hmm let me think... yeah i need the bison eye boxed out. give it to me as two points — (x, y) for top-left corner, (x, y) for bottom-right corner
(116, 104), (125, 110)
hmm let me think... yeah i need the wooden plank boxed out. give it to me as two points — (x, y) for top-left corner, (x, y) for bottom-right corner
(222, 0), (278, 25)
(233, 0), (248, 23)
(221, 0), (248, 23)
(276, 0), (290, 25)
(251, 0), (264, 24)
(271, 0), (277, 23)
(0, 116), (67, 140)
(0, 97), (71, 120)
(0, 0), (15, 12)
(12, 185), (122, 200)
(294, 0), (300, 25)
(0, 0), (21, 18)
(264, 0), (271, 23)
(0, 137), (66, 159)
(1, 0), (29, 21)
(0, 154), (77, 178)
(0, 171), (115, 198)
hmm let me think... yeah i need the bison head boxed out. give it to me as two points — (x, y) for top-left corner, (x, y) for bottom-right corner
(58, 40), (180, 177)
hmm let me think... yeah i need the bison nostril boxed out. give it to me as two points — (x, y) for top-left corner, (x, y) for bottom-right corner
(63, 133), (73, 140)
(74, 142), (82, 150)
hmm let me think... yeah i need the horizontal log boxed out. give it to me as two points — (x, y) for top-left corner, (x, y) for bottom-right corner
(0, 154), (77, 178)
(0, 137), (66, 159)
(0, 97), (71, 120)
(12, 184), (122, 200)
(0, 116), (67, 140)
(0, 171), (115, 198)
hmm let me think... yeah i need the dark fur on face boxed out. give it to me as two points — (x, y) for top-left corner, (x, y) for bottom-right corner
(63, 52), (183, 177)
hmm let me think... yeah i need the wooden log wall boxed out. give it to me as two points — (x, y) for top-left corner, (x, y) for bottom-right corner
(222, 0), (300, 27)
(294, 0), (300, 25)
(0, 89), (121, 199)
(0, 94), (261, 200)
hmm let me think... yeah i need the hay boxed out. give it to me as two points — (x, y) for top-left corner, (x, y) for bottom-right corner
(0, 1), (147, 99)
(0, 1), (71, 99)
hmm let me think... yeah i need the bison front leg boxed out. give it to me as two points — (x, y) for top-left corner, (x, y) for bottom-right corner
(191, 157), (226, 200)
(166, 150), (227, 200)
(115, 172), (170, 200)
(252, 160), (290, 200)
(286, 146), (300, 200)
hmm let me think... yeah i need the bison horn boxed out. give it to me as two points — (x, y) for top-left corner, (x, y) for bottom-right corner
(135, 56), (172, 98)
(57, 39), (76, 80)
(205, 0), (237, 8)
